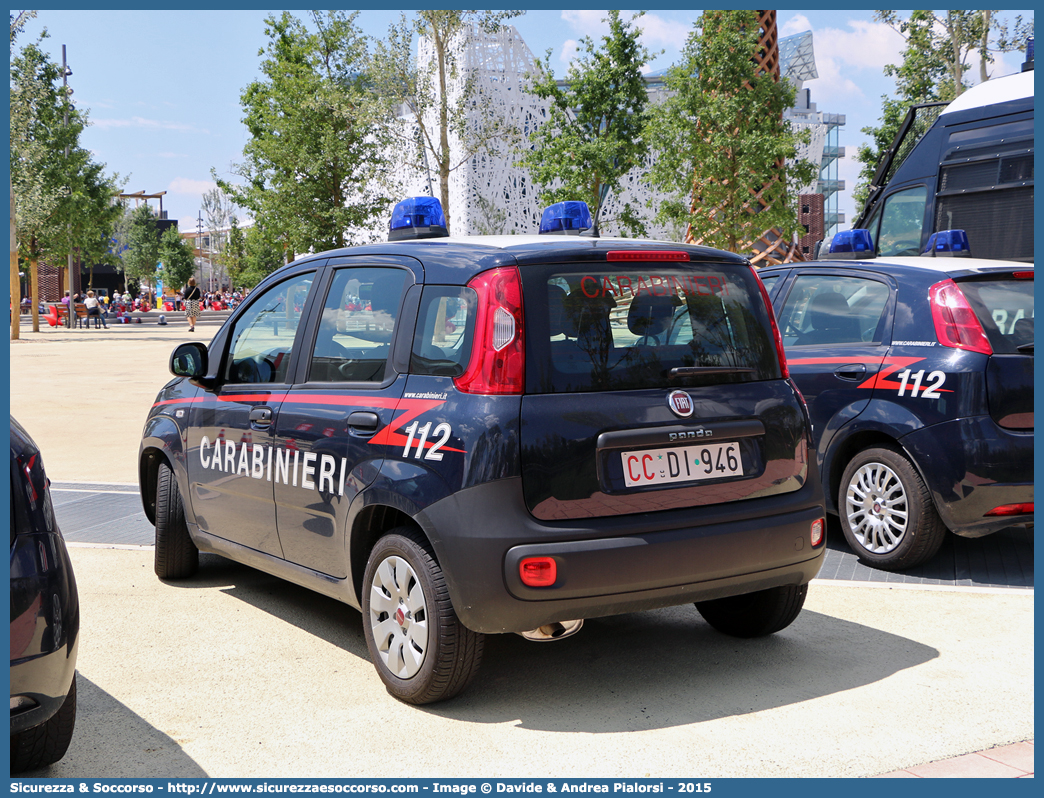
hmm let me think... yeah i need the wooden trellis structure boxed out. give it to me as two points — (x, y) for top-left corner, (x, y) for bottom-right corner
(685, 10), (806, 265)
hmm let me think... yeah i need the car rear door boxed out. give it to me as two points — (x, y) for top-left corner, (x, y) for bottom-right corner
(773, 269), (896, 459)
(272, 258), (419, 578)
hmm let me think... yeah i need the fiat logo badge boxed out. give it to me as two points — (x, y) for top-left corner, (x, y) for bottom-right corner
(668, 390), (694, 418)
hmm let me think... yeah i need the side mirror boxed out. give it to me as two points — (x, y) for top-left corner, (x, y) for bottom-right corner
(170, 342), (209, 379)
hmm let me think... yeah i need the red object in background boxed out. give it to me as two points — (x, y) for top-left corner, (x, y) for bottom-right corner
(164, 302), (173, 311)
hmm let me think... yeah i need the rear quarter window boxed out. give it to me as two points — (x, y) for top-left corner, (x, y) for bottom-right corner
(957, 277), (1034, 354)
(522, 262), (780, 393)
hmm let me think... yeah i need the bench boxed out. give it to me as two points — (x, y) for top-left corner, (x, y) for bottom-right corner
(48, 303), (102, 328)
(74, 303), (106, 329)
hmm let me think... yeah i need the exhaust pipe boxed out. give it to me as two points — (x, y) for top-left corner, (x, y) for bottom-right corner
(518, 619), (583, 642)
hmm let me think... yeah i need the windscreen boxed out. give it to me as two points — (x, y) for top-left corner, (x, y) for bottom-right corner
(523, 263), (780, 393)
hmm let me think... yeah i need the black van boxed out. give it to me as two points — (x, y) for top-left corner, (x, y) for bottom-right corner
(854, 66), (1033, 263)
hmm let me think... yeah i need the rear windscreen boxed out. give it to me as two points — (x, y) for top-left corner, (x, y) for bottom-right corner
(957, 277), (1034, 354)
(522, 263), (780, 393)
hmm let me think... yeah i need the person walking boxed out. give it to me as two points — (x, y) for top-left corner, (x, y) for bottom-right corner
(183, 277), (202, 333)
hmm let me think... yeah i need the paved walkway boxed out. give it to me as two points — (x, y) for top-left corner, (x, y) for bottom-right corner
(875, 741), (1033, 778)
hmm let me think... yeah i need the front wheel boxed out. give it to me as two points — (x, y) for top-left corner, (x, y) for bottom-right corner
(839, 446), (946, 570)
(696, 584), (807, 638)
(362, 529), (484, 704)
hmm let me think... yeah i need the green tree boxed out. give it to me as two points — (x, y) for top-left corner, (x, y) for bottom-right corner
(159, 226), (196, 293)
(222, 215), (247, 291)
(647, 10), (815, 253)
(240, 221), (285, 289)
(853, 10), (1034, 210)
(217, 11), (393, 260)
(122, 204), (160, 299)
(10, 33), (122, 335)
(521, 11), (655, 236)
(370, 10), (523, 230)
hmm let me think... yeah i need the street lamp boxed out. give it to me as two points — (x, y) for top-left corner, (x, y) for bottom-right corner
(62, 45), (76, 328)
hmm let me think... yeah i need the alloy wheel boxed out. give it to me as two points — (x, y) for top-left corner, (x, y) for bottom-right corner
(845, 461), (909, 554)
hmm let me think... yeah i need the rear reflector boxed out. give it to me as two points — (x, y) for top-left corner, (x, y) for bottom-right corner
(985, 503), (1033, 517)
(606, 251), (690, 261)
(1012, 271), (1034, 279)
(928, 279), (993, 356)
(810, 518), (825, 547)
(520, 557), (557, 587)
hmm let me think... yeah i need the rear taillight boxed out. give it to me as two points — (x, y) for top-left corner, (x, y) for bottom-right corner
(751, 266), (789, 379)
(928, 279), (993, 356)
(985, 503), (1033, 517)
(454, 266), (525, 395)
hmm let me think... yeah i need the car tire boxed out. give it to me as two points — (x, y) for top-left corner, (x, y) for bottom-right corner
(362, 528), (484, 705)
(11, 674), (77, 773)
(695, 584), (808, 638)
(155, 461), (199, 579)
(839, 446), (946, 570)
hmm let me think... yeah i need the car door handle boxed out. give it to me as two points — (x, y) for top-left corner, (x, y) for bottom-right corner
(347, 411), (380, 434)
(834, 364), (867, 381)
(249, 406), (273, 428)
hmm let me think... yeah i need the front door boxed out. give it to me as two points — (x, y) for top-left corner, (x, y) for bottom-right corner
(273, 264), (415, 577)
(186, 271), (318, 556)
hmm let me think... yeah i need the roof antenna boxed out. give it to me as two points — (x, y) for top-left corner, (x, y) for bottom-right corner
(580, 187), (609, 238)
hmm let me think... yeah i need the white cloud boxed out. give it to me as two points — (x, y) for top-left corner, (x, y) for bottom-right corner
(811, 20), (906, 72)
(168, 177), (216, 196)
(559, 39), (579, 65)
(559, 10), (690, 62)
(634, 13), (690, 52)
(92, 116), (209, 134)
(781, 14), (812, 37)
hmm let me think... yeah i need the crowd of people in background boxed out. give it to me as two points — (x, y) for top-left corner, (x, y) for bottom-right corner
(17, 284), (250, 325)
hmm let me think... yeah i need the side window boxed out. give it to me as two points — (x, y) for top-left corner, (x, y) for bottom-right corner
(877, 186), (928, 257)
(306, 267), (409, 383)
(778, 274), (890, 347)
(226, 273), (315, 384)
(758, 273), (780, 297)
(410, 287), (476, 377)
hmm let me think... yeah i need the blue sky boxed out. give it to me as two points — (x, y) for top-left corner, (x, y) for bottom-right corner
(15, 9), (1034, 235)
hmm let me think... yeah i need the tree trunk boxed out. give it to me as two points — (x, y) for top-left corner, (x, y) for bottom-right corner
(10, 179), (19, 341)
(948, 11), (965, 96)
(435, 31), (453, 231)
(30, 256), (40, 333)
(980, 11), (992, 83)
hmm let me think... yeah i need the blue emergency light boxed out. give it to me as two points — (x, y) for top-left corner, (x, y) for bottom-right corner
(388, 196), (449, 241)
(825, 229), (875, 260)
(922, 229), (971, 258)
(538, 201), (593, 235)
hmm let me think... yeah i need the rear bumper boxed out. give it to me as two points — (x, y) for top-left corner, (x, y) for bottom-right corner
(901, 416), (1033, 538)
(10, 533), (79, 736)
(417, 475), (825, 634)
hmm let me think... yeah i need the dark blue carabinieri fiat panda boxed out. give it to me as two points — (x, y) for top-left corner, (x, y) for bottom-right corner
(140, 198), (825, 704)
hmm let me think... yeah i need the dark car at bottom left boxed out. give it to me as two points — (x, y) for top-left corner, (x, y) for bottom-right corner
(9, 417), (79, 773)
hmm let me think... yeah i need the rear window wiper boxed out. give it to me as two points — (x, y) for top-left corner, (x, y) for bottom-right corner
(1016, 342), (1034, 353)
(669, 366), (756, 378)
